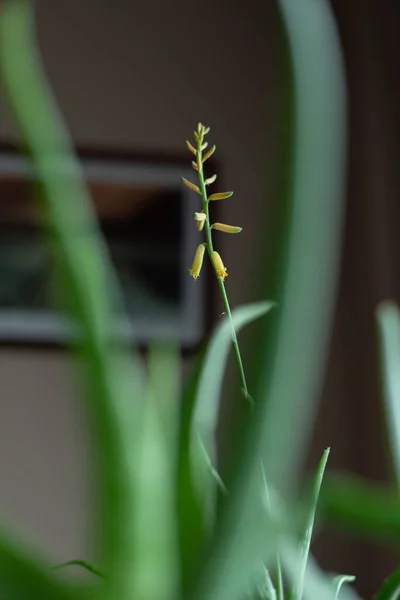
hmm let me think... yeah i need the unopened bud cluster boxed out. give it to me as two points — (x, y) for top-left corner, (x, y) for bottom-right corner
(181, 123), (242, 282)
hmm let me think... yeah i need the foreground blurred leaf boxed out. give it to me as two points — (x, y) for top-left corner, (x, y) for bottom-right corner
(194, 301), (273, 465)
(0, 2), (145, 598)
(374, 569), (400, 600)
(0, 536), (77, 600)
(376, 302), (400, 487)
(130, 344), (180, 600)
(292, 448), (330, 600)
(193, 0), (347, 597)
(52, 560), (104, 579)
(332, 575), (356, 600)
(281, 542), (361, 600)
(192, 302), (273, 521)
(176, 303), (272, 591)
(177, 347), (207, 592)
(320, 475), (400, 544)
(256, 0), (347, 500)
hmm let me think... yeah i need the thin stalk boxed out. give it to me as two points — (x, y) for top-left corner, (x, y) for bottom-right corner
(196, 133), (251, 404)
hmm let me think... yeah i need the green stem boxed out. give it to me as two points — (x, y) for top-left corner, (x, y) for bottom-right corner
(196, 132), (251, 405)
(217, 277), (251, 403)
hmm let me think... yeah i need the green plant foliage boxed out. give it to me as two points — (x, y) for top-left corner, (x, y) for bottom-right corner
(292, 448), (330, 600)
(320, 475), (400, 544)
(52, 560), (104, 579)
(374, 570), (400, 600)
(281, 543), (360, 600)
(192, 301), (273, 523)
(0, 1), (145, 598)
(0, 537), (77, 600)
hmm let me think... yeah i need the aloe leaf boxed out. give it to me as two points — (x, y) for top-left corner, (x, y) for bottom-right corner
(193, 301), (273, 465)
(320, 474), (400, 544)
(130, 344), (179, 600)
(192, 301), (273, 520)
(52, 560), (104, 579)
(0, 535), (76, 600)
(176, 346), (208, 591)
(0, 2), (145, 598)
(281, 542), (361, 600)
(292, 448), (330, 600)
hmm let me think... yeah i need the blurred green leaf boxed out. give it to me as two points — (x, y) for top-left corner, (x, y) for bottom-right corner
(376, 302), (400, 486)
(52, 560), (104, 579)
(256, 566), (277, 600)
(281, 542), (360, 600)
(129, 344), (179, 600)
(0, 536), (76, 600)
(256, 0), (347, 500)
(194, 301), (273, 465)
(176, 347), (207, 592)
(374, 569), (400, 600)
(332, 575), (356, 600)
(0, 2), (145, 598)
(176, 303), (272, 591)
(192, 302), (273, 521)
(292, 448), (330, 600)
(320, 474), (400, 544)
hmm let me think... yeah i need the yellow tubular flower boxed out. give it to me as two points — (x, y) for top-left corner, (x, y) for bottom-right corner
(211, 251), (228, 280)
(190, 244), (206, 280)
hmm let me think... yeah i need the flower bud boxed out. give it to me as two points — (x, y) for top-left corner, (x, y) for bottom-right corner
(212, 223), (242, 234)
(181, 177), (201, 194)
(186, 140), (197, 155)
(208, 191), (233, 201)
(205, 174), (217, 185)
(203, 145), (216, 162)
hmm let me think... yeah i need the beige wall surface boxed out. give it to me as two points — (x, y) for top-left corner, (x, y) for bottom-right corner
(0, 0), (278, 562)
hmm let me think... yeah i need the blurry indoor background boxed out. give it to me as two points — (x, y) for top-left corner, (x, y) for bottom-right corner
(0, 0), (399, 596)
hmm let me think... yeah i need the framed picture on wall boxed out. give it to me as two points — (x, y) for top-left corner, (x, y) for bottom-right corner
(0, 146), (209, 348)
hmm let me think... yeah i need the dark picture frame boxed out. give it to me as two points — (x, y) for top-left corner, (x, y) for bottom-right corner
(0, 145), (210, 349)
